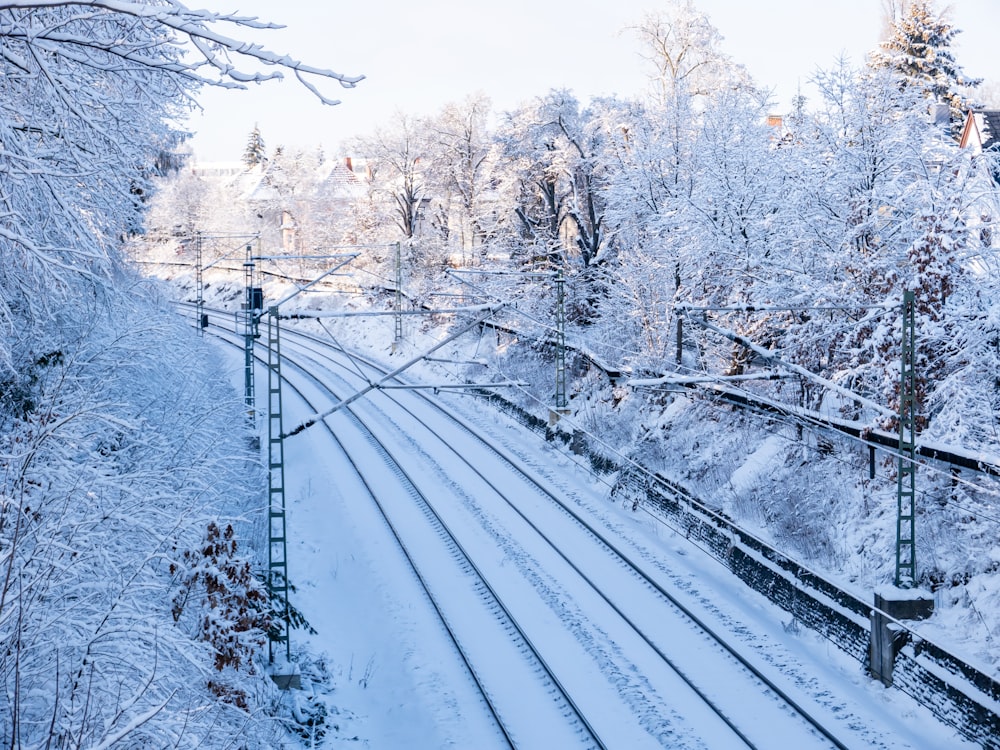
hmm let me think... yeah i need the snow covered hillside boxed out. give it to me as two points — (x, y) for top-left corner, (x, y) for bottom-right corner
(0, 4), (358, 745)
(0, 281), (292, 746)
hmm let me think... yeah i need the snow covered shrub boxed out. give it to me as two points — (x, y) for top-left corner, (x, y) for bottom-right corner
(171, 521), (270, 707)
(0, 282), (278, 748)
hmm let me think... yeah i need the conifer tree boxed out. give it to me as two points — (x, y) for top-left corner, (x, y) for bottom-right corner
(871, 0), (981, 134)
(243, 124), (268, 169)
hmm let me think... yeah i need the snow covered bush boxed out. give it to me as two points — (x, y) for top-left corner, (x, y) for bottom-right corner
(171, 521), (270, 708)
(0, 281), (282, 747)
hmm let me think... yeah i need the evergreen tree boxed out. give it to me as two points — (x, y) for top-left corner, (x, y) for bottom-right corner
(870, 0), (981, 134)
(243, 124), (268, 169)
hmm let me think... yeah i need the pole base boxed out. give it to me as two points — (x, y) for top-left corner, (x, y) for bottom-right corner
(870, 587), (934, 687)
(548, 408), (571, 426)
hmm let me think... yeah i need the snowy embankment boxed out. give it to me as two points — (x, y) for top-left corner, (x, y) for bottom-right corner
(0, 279), (287, 748)
(468, 312), (1000, 677)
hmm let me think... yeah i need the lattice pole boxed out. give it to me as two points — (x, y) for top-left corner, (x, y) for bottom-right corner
(243, 245), (257, 425)
(393, 242), (403, 351)
(266, 306), (291, 663)
(896, 290), (917, 588)
(194, 232), (205, 335)
(555, 271), (567, 409)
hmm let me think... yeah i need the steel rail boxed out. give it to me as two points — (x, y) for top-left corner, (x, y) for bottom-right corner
(208, 324), (602, 750)
(274, 324), (846, 749)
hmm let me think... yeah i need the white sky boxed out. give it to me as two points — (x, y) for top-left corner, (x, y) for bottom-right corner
(185, 0), (997, 163)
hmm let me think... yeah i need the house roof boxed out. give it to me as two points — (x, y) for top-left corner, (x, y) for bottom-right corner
(317, 159), (362, 188)
(959, 110), (1000, 152)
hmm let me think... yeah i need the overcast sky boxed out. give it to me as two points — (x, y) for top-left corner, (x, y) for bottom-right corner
(185, 0), (997, 163)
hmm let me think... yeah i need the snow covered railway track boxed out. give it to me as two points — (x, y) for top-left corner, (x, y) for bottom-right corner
(181, 303), (978, 749)
(288, 374), (605, 749)
(208, 326), (601, 749)
(263, 326), (856, 750)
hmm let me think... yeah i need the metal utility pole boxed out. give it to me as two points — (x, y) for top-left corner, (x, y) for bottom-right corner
(242, 243), (263, 425)
(257, 253), (358, 676)
(393, 242), (403, 352)
(194, 232), (205, 335)
(554, 271), (567, 410)
(896, 290), (917, 588)
(266, 306), (291, 664)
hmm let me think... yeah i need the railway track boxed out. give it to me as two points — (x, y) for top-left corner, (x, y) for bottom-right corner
(278, 325), (859, 748)
(194, 304), (965, 749)
(211, 324), (600, 747)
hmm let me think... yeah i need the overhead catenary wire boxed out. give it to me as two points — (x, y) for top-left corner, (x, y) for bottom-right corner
(677, 308), (898, 420)
(634, 354), (1000, 518)
(637, 320), (1000, 505)
(667, 311), (1000, 499)
(485, 333), (1000, 533)
(282, 305), (506, 438)
(316, 316), (374, 386)
(190, 243), (1000, 519)
(659, 379), (1000, 524)
(676, 302), (898, 313)
(460, 277), (1000, 518)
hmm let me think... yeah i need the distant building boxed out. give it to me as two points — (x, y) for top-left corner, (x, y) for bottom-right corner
(958, 110), (1000, 246)
(958, 110), (1000, 153)
(189, 161), (245, 179)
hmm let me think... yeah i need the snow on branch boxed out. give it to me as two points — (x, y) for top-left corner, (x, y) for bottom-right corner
(0, 0), (365, 102)
(679, 308), (897, 421)
(0, 0), (366, 327)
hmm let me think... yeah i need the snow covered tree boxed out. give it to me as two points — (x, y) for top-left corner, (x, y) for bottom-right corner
(787, 63), (930, 297)
(422, 94), (494, 262)
(143, 158), (209, 239)
(924, 236), (1000, 451)
(558, 97), (611, 271)
(684, 86), (790, 308)
(630, 0), (749, 110)
(351, 113), (428, 241)
(600, 4), (749, 285)
(585, 97), (683, 366)
(243, 124), (268, 170)
(775, 60), (976, 422)
(491, 99), (568, 264)
(0, 1), (362, 361)
(870, 0), (982, 135)
(591, 3), (753, 370)
(0, 3), (362, 745)
(491, 90), (611, 273)
(680, 86), (796, 375)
